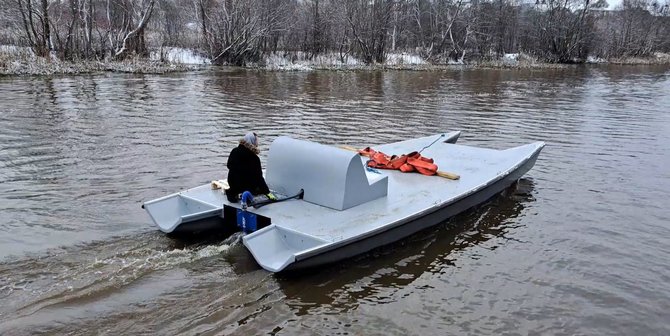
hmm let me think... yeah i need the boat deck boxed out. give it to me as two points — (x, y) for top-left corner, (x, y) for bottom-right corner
(250, 138), (542, 243)
(154, 132), (544, 271)
(176, 133), (542, 242)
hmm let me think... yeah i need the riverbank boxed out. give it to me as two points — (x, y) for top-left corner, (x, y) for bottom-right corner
(256, 52), (670, 71)
(609, 52), (670, 65)
(254, 52), (571, 71)
(2, 47), (669, 76)
(0, 46), (207, 76)
(0, 59), (203, 76)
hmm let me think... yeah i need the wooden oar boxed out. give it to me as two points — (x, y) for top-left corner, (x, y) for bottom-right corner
(435, 170), (460, 180)
(338, 145), (460, 180)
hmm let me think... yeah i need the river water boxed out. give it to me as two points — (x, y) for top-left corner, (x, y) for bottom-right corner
(1, 66), (669, 335)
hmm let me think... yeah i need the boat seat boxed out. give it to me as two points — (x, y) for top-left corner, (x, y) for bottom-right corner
(265, 136), (388, 210)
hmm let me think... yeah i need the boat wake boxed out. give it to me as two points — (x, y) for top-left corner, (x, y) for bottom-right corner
(0, 231), (245, 330)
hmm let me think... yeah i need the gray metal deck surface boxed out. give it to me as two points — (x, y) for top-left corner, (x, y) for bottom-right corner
(145, 132), (462, 233)
(253, 141), (541, 242)
(242, 134), (543, 271)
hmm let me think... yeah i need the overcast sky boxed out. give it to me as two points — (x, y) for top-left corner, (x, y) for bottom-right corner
(608, 0), (623, 9)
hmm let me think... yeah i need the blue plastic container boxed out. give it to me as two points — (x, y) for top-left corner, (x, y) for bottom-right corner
(236, 209), (258, 233)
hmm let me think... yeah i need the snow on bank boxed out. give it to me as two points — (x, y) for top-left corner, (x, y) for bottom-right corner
(150, 47), (211, 65)
(263, 53), (315, 71)
(1, 45), (32, 55)
(261, 51), (427, 70)
(0, 45), (34, 74)
(1, 45), (204, 76)
(386, 53), (427, 65)
(0, 45), (33, 62)
(586, 56), (607, 64)
(3, 44), (669, 75)
(262, 52), (358, 71)
(503, 53), (519, 65)
(654, 52), (670, 62)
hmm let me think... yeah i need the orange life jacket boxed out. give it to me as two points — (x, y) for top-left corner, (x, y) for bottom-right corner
(358, 147), (438, 176)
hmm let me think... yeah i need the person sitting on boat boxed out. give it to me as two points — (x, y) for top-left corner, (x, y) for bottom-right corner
(225, 132), (274, 203)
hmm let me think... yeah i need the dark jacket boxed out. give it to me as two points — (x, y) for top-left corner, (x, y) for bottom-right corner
(225, 143), (270, 202)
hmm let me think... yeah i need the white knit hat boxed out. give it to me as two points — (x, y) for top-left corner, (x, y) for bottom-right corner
(243, 132), (257, 146)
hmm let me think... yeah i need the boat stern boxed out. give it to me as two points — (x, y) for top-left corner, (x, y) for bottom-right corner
(142, 193), (221, 233)
(243, 225), (329, 272)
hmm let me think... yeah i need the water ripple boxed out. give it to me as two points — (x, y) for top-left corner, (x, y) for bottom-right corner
(0, 66), (669, 335)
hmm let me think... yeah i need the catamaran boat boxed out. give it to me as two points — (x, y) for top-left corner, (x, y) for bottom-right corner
(142, 132), (544, 272)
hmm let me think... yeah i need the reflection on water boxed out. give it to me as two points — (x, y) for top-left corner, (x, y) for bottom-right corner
(1, 65), (669, 335)
(279, 179), (535, 316)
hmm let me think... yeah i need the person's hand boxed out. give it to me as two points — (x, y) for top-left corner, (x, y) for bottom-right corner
(266, 192), (277, 201)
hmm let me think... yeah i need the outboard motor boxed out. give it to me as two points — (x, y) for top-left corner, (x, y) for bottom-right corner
(237, 191), (258, 233)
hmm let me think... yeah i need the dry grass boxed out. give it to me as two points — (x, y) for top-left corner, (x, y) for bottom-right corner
(3, 48), (669, 76)
(0, 49), (203, 76)
(608, 53), (670, 65)
(468, 53), (568, 69)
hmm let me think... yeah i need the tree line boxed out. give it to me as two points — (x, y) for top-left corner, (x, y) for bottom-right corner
(3, 0), (670, 65)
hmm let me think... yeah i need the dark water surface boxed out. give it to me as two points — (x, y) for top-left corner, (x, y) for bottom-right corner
(1, 66), (669, 335)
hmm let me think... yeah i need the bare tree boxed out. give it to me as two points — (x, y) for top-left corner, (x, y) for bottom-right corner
(206, 0), (288, 65)
(14, 0), (52, 57)
(195, 0), (209, 46)
(106, 0), (156, 59)
(405, 0), (469, 62)
(343, 0), (393, 64)
(614, 0), (669, 56)
(1, 3), (21, 45)
(516, 0), (596, 62)
(5, 0), (670, 65)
